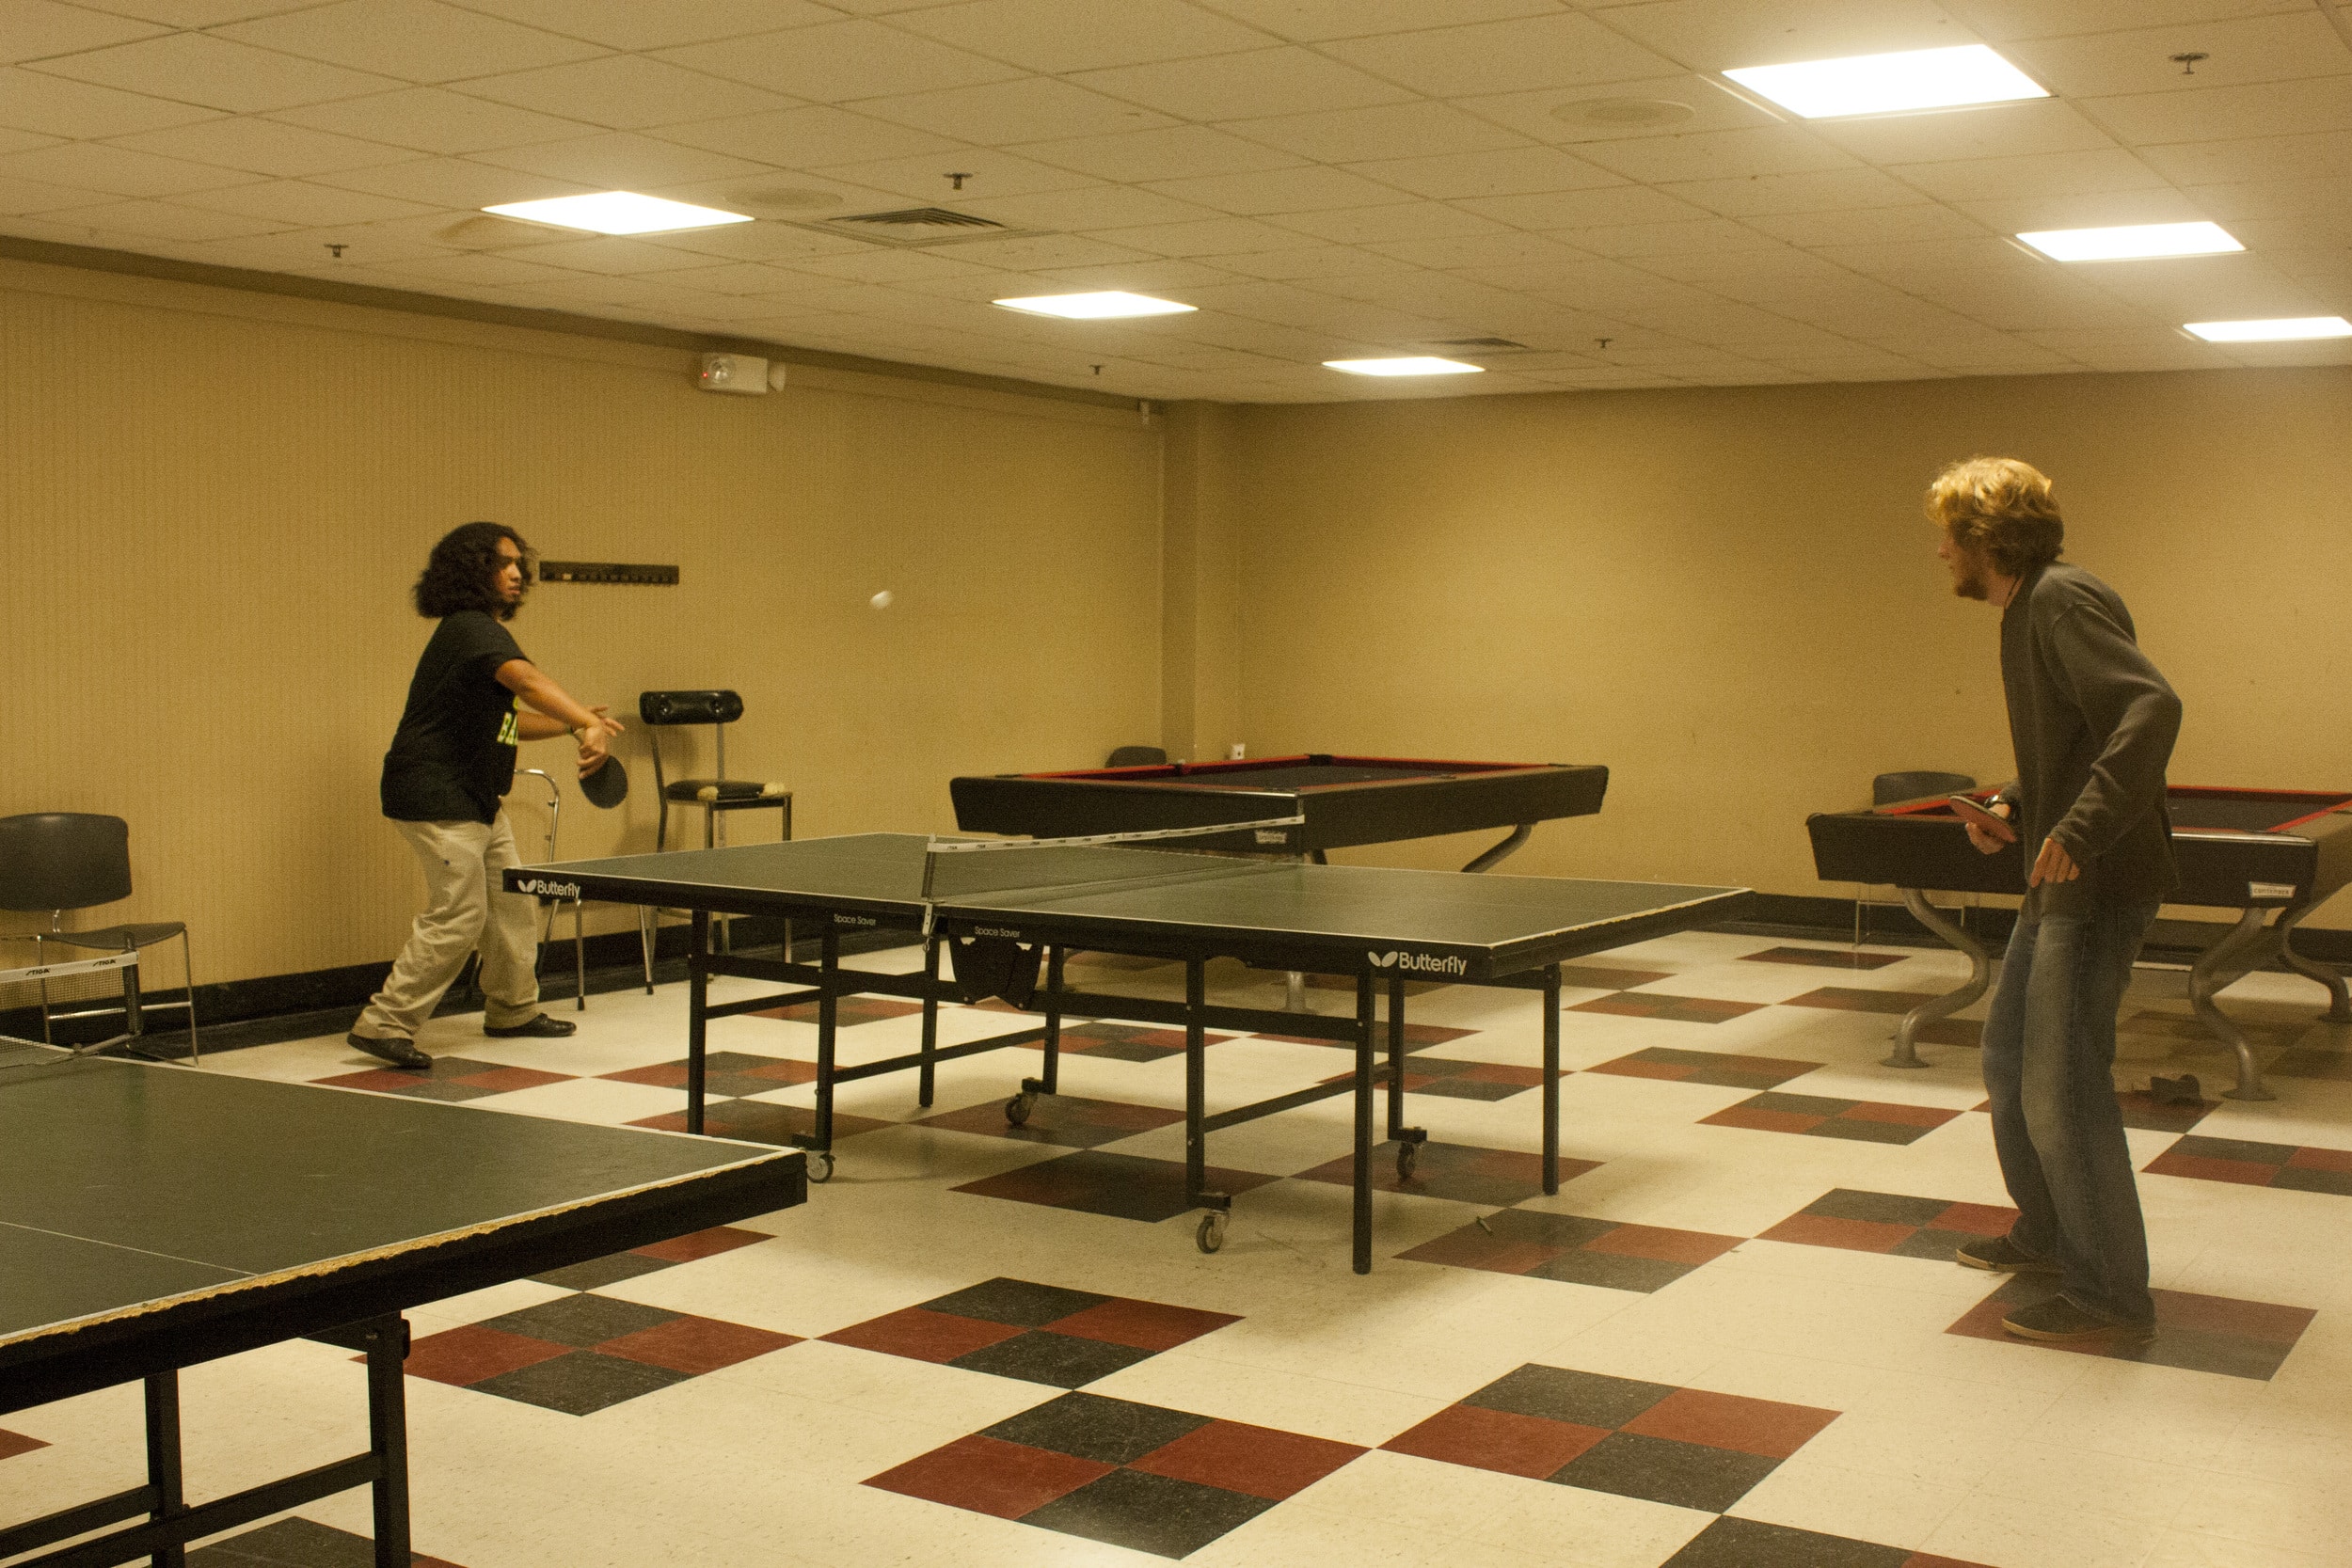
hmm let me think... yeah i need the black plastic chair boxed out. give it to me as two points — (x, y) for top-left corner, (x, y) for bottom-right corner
(638, 689), (791, 988)
(1106, 746), (1168, 768)
(1857, 771), (1978, 943)
(0, 813), (199, 1059)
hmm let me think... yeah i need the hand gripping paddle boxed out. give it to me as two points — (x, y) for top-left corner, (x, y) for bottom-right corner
(580, 753), (628, 809)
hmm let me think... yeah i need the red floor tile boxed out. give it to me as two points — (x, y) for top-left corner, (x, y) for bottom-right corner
(1934, 1202), (2017, 1236)
(1704, 1106), (1826, 1133)
(1045, 1298), (1239, 1353)
(597, 1315), (800, 1375)
(2143, 1151), (2277, 1186)
(403, 1324), (571, 1386)
(866, 1433), (1111, 1519)
(2287, 1146), (2352, 1173)
(451, 1066), (570, 1092)
(314, 1068), (435, 1093)
(631, 1225), (768, 1263)
(823, 1307), (1025, 1363)
(1129, 1419), (1365, 1500)
(1619, 1387), (1839, 1459)
(1844, 1102), (1956, 1129)
(602, 1061), (690, 1087)
(2154, 1291), (2317, 1345)
(1587, 1057), (1698, 1081)
(1381, 1403), (1607, 1480)
(1756, 1213), (1912, 1253)
(0, 1429), (50, 1460)
(1584, 1225), (1743, 1265)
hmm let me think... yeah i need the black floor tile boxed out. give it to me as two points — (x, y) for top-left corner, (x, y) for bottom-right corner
(480, 1293), (677, 1347)
(950, 1330), (1157, 1388)
(1022, 1467), (1274, 1559)
(1807, 1118), (1929, 1147)
(1527, 1249), (1697, 1292)
(1462, 1365), (1674, 1428)
(923, 1277), (1110, 1327)
(186, 1518), (402, 1567)
(467, 1349), (690, 1415)
(982, 1392), (1211, 1465)
(1662, 1516), (1910, 1567)
(1482, 1210), (1619, 1249)
(530, 1252), (675, 1291)
(1804, 1189), (1950, 1226)
(1550, 1431), (1781, 1512)
(1890, 1226), (1982, 1262)
(2272, 1165), (2352, 1197)
(1747, 1092), (1853, 1117)
(1415, 1078), (1527, 1101)
(2126, 1325), (2299, 1381)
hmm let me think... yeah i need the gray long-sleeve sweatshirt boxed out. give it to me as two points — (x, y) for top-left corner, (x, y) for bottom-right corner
(1990, 561), (2182, 910)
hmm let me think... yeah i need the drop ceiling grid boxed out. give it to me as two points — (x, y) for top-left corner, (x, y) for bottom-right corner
(0, 0), (2343, 401)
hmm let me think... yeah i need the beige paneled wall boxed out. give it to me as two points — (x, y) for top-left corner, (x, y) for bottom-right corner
(1216, 368), (2352, 921)
(0, 260), (1162, 986)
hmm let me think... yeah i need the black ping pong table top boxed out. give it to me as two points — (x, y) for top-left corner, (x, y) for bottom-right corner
(516, 832), (1750, 980)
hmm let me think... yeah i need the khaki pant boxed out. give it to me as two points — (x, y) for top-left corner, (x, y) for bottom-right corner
(356, 815), (541, 1041)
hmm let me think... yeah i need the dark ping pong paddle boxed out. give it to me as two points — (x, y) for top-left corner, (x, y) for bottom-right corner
(580, 753), (628, 809)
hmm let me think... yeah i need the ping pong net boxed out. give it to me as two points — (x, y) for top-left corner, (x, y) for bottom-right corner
(917, 815), (1307, 935)
(0, 948), (142, 1065)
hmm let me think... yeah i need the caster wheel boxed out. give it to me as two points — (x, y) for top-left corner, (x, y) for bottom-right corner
(1196, 1212), (1227, 1254)
(1395, 1142), (1419, 1180)
(808, 1152), (835, 1184)
(1005, 1091), (1036, 1127)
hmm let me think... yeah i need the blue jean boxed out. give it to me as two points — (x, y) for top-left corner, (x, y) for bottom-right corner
(1979, 892), (2161, 1324)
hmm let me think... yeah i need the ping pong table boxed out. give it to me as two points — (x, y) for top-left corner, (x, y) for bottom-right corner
(507, 830), (1748, 1274)
(0, 1046), (804, 1568)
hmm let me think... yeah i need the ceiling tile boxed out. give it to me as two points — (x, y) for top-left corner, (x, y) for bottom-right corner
(1456, 75), (1774, 144)
(1745, 203), (1990, 246)
(1013, 124), (1302, 182)
(1565, 215), (1789, 258)
(2174, 174), (2352, 220)
(908, 231), (1158, 269)
(1890, 147), (2172, 201)
(1068, 48), (1413, 120)
(481, 233), (721, 274)
(1810, 100), (2121, 165)
(0, 65), (223, 138)
(1343, 145), (1621, 199)
(1188, 1), (1564, 44)
(810, 149), (1096, 201)
(1319, 13), (1680, 95)
(1572, 124), (1860, 182)
(2136, 130), (2352, 184)
(1597, 0), (1976, 71)
(51, 1), (323, 24)
(27, 34), (404, 111)
(1077, 214), (1321, 256)
(2, 1), (169, 64)
(658, 106), (960, 167)
(1211, 244), (1414, 279)
(452, 0), (839, 50)
(854, 78), (1174, 144)
(1808, 235), (2045, 279)
(627, 219), (873, 261)
(889, 0), (1278, 73)
(105, 118), (416, 178)
(1454, 183), (1712, 230)
(2004, 12), (2348, 100)
(1897, 273), (2150, 332)
(0, 127), (61, 155)
(2011, 326), (2229, 372)
(1232, 102), (1531, 162)
(1027, 257), (1238, 292)
(469, 132), (774, 188)
(454, 56), (798, 131)
(1949, 188), (2208, 232)
(0, 139), (262, 197)
(180, 177), (438, 226)
(35, 196), (294, 240)
(1141, 164), (1408, 214)
(1263, 200), (1508, 245)
(960, 183), (1223, 230)
(1361, 230), (1597, 268)
(656, 22), (1025, 102)
(2084, 75), (2352, 147)
(308, 157), (586, 208)
(1941, 0), (2314, 44)
(271, 87), (596, 154)
(1657, 166), (1933, 216)
(0, 173), (116, 214)
(218, 1), (604, 83)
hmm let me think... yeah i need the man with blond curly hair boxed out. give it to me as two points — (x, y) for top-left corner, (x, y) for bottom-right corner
(1931, 456), (2180, 1345)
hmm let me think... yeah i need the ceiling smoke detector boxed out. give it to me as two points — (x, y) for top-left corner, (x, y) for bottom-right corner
(1551, 97), (1694, 128)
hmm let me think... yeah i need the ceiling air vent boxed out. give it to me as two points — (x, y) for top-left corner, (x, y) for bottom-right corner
(807, 207), (1038, 247)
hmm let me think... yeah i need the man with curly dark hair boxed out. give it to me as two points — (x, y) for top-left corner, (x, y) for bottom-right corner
(1930, 457), (2181, 1346)
(350, 521), (623, 1069)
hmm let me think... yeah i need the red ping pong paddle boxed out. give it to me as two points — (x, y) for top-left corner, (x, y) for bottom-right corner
(1948, 793), (2015, 843)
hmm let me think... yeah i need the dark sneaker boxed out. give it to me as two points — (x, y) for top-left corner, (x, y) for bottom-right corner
(1956, 1234), (2059, 1275)
(484, 1013), (577, 1039)
(349, 1032), (430, 1069)
(2001, 1295), (2154, 1344)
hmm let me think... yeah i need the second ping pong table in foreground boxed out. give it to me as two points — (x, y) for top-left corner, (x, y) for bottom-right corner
(512, 831), (1749, 1273)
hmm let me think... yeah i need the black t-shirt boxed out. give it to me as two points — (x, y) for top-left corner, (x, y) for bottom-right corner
(379, 610), (528, 824)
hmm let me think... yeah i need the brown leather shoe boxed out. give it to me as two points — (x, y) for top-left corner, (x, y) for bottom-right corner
(349, 1032), (430, 1069)
(484, 1013), (577, 1038)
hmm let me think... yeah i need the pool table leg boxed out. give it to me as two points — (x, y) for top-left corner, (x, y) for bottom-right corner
(1887, 889), (1991, 1069)
(2273, 900), (2352, 1023)
(2190, 906), (2279, 1101)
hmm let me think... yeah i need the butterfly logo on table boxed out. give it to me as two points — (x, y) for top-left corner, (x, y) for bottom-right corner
(1367, 950), (1469, 977)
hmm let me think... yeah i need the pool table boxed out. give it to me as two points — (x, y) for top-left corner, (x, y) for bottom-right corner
(1807, 785), (2352, 1100)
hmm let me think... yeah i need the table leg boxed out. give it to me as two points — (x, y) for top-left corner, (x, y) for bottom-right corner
(1353, 973), (1375, 1275)
(818, 929), (840, 1147)
(917, 941), (940, 1109)
(2273, 900), (2352, 1022)
(1041, 946), (1065, 1097)
(362, 1317), (410, 1568)
(686, 911), (708, 1136)
(1385, 974), (1406, 1139)
(143, 1370), (184, 1568)
(1887, 888), (1992, 1069)
(1184, 959), (1206, 1205)
(1543, 964), (1562, 1196)
(2190, 906), (2277, 1101)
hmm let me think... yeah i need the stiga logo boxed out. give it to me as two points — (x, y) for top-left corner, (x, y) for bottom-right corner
(1367, 950), (1468, 977)
(1253, 829), (1289, 846)
(512, 878), (580, 899)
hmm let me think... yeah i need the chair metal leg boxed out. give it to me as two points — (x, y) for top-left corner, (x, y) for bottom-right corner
(640, 907), (656, 994)
(179, 927), (201, 1064)
(34, 932), (53, 1044)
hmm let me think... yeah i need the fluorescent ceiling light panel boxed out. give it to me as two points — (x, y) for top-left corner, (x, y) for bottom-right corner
(1324, 357), (1485, 376)
(2185, 316), (2352, 342)
(482, 192), (752, 235)
(2017, 221), (2243, 261)
(993, 292), (1196, 319)
(1724, 44), (2045, 119)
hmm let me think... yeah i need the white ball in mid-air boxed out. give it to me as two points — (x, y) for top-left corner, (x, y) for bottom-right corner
(869, 590), (894, 610)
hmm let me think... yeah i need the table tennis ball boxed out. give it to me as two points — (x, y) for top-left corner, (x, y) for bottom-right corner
(869, 591), (894, 610)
